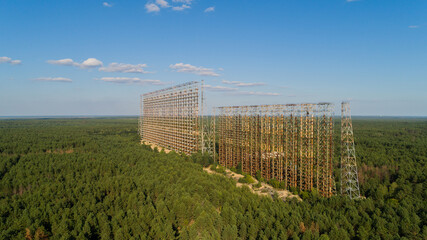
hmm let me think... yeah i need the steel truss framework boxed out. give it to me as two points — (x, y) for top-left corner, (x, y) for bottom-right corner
(216, 103), (334, 197)
(341, 102), (361, 199)
(140, 81), (211, 155)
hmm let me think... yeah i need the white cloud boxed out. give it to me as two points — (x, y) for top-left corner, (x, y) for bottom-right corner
(234, 91), (280, 96)
(146, 3), (160, 12)
(408, 25), (419, 29)
(80, 58), (103, 68)
(204, 85), (237, 92)
(222, 80), (266, 87)
(172, 4), (190, 11)
(146, 0), (193, 13)
(99, 63), (149, 73)
(156, 0), (169, 8)
(35, 77), (72, 82)
(204, 84), (280, 96)
(10, 60), (22, 65)
(48, 58), (154, 74)
(0, 57), (12, 63)
(172, 0), (192, 3)
(47, 58), (76, 66)
(103, 2), (112, 7)
(97, 77), (165, 85)
(204, 6), (215, 12)
(47, 58), (103, 69)
(169, 63), (220, 76)
(0, 56), (22, 65)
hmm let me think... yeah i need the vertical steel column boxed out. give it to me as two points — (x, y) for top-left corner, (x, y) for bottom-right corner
(214, 103), (335, 197)
(141, 81), (202, 155)
(341, 102), (361, 199)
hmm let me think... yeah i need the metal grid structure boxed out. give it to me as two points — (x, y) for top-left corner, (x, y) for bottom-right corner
(341, 101), (361, 199)
(140, 81), (206, 155)
(216, 103), (334, 197)
(203, 108), (216, 161)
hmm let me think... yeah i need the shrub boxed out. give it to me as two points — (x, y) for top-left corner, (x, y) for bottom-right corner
(268, 179), (280, 189)
(190, 151), (213, 167)
(238, 174), (255, 184)
(215, 166), (226, 174)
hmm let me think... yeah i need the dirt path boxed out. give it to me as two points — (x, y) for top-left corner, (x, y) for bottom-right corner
(141, 140), (171, 153)
(203, 166), (302, 202)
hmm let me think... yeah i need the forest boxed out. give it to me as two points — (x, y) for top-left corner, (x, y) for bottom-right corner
(0, 117), (426, 239)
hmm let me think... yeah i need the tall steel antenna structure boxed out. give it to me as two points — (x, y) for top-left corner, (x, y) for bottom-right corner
(215, 103), (335, 197)
(140, 81), (214, 156)
(341, 101), (361, 199)
(139, 94), (143, 139)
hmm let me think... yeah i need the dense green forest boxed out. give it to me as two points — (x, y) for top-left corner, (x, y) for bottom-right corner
(0, 118), (425, 239)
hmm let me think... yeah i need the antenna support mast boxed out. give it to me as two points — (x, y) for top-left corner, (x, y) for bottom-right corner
(341, 101), (361, 199)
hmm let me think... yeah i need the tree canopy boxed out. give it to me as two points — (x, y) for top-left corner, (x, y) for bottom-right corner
(0, 118), (425, 239)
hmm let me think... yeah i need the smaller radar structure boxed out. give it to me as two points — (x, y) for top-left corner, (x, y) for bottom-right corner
(341, 101), (361, 199)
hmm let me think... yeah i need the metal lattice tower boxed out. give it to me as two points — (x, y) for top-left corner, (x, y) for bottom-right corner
(139, 94), (143, 138)
(216, 103), (335, 197)
(340, 101), (361, 199)
(201, 81), (216, 157)
(140, 81), (214, 155)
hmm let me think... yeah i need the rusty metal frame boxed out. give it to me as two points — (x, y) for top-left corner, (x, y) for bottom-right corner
(216, 103), (334, 197)
(140, 81), (207, 155)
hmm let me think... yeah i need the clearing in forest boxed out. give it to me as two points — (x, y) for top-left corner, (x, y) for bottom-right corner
(203, 165), (302, 202)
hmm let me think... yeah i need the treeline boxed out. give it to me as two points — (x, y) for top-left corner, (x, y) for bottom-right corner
(0, 118), (425, 239)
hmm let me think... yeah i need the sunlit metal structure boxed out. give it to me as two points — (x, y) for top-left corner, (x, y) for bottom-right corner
(139, 82), (356, 198)
(341, 101), (361, 199)
(139, 81), (213, 155)
(216, 103), (335, 197)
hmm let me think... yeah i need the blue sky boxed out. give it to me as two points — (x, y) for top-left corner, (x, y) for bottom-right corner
(0, 0), (426, 116)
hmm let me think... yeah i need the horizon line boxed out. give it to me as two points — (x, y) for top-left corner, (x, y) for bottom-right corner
(1, 115), (426, 119)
